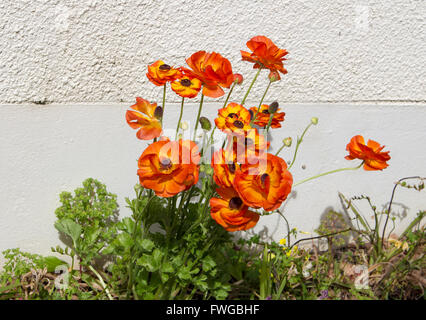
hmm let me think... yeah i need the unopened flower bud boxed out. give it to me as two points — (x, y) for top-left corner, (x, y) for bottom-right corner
(311, 117), (318, 125)
(154, 106), (163, 119)
(177, 133), (183, 140)
(283, 137), (292, 147)
(180, 121), (189, 131)
(268, 101), (279, 113)
(268, 71), (280, 83)
(199, 116), (212, 131)
(233, 73), (244, 85)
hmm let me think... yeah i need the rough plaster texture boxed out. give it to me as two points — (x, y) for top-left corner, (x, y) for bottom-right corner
(0, 0), (425, 104)
(0, 102), (425, 259)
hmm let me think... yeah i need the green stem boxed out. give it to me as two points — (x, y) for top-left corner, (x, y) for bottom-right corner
(175, 97), (185, 140)
(277, 210), (291, 247)
(161, 84), (166, 125)
(275, 143), (286, 156)
(250, 79), (272, 126)
(192, 93), (205, 141)
(88, 265), (113, 300)
(288, 123), (313, 170)
(293, 162), (364, 187)
(264, 112), (274, 133)
(241, 68), (262, 106)
(224, 81), (237, 107)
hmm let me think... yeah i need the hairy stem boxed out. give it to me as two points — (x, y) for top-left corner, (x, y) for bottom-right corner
(293, 162), (363, 187)
(288, 122), (313, 170)
(242, 68), (262, 106)
(250, 79), (272, 126)
(192, 93), (205, 141)
(175, 97), (185, 140)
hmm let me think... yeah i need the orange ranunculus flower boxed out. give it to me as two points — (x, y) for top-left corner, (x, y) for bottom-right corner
(229, 128), (270, 162)
(171, 75), (202, 98)
(146, 60), (181, 86)
(345, 135), (391, 171)
(212, 148), (239, 188)
(234, 153), (293, 211)
(183, 51), (234, 98)
(215, 103), (252, 135)
(241, 36), (288, 80)
(126, 97), (162, 140)
(249, 104), (285, 128)
(210, 187), (260, 232)
(137, 138), (200, 197)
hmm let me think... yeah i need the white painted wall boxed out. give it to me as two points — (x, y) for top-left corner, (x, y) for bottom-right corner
(0, 0), (425, 260)
(0, 102), (425, 258)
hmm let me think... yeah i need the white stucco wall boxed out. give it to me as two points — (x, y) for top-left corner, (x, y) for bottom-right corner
(1, 0), (425, 104)
(0, 0), (425, 260)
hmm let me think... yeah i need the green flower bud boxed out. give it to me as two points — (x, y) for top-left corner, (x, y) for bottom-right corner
(283, 137), (292, 147)
(311, 117), (318, 125)
(199, 116), (212, 131)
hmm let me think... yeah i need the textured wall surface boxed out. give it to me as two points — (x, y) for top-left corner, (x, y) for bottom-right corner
(0, 0), (425, 104)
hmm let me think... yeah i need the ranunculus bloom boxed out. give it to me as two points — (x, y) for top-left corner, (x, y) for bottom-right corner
(171, 75), (202, 98)
(210, 187), (260, 232)
(345, 135), (391, 171)
(234, 153), (293, 211)
(215, 103), (252, 135)
(241, 36), (288, 80)
(229, 128), (270, 163)
(125, 97), (162, 140)
(183, 51), (234, 98)
(146, 60), (181, 86)
(212, 148), (239, 188)
(250, 104), (285, 128)
(137, 138), (200, 197)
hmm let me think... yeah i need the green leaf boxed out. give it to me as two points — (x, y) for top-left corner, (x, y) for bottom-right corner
(161, 261), (174, 274)
(42, 256), (68, 273)
(202, 256), (216, 272)
(137, 255), (156, 272)
(139, 238), (155, 252)
(117, 233), (133, 249)
(177, 266), (191, 280)
(54, 219), (82, 244)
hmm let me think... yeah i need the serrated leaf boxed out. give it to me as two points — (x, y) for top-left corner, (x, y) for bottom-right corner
(202, 256), (216, 272)
(54, 219), (82, 245)
(139, 239), (155, 252)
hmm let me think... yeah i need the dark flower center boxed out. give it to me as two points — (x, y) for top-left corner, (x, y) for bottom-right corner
(260, 173), (269, 186)
(229, 197), (243, 209)
(159, 64), (171, 71)
(227, 162), (236, 174)
(233, 120), (244, 128)
(248, 109), (254, 120)
(159, 157), (172, 170)
(180, 79), (192, 87)
(262, 109), (270, 114)
(227, 113), (238, 119)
